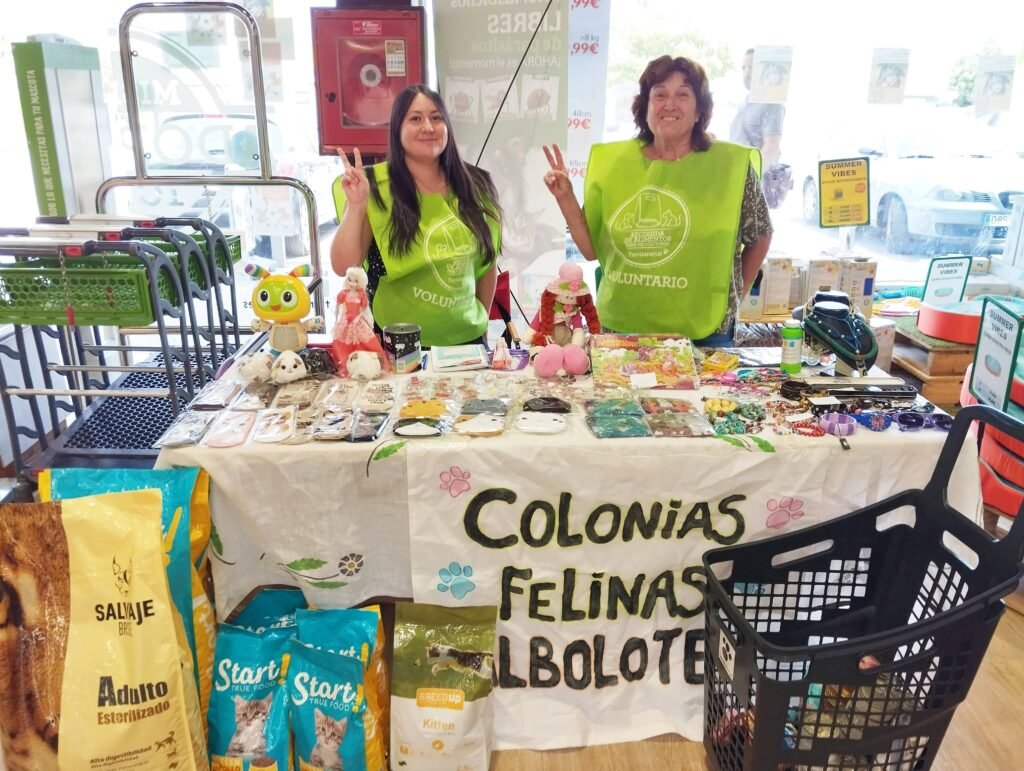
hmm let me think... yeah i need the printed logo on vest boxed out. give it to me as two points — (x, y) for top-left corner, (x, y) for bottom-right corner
(424, 214), (473, 292)
(608, 185), (690, 268)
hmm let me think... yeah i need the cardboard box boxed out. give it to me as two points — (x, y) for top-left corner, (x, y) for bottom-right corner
(840, 257), (877, 319)
(789, 263), (808, 309)
(762, 257), (794, 315)
(806, 257), (843, 297)
(870, 316), (896, 373)
(739, 272), (764, 321)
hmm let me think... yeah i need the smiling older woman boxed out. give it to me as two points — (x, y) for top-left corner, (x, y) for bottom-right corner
(543, 55), (773, 345)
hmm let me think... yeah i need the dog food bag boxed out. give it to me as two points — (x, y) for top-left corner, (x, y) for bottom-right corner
(208, 624), (292, 771)
(40, 467), (216, 717)
(0, 491), (208, 770)
(295, 609), (386, 770)
(288, 638), (368, 771)
(390, 602), (497, 771)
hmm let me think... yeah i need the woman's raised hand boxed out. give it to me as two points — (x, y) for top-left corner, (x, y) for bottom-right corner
(337, 147), (369, 208)
(542, 144), (573, 201)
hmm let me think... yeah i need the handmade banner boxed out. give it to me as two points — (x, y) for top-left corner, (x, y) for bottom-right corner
(406, 438), (981, 749)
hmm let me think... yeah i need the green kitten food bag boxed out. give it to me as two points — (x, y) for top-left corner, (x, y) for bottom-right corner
(390, 603), (497, 771)
(288, 638), (367, 771)
(208, 625), (291, 771)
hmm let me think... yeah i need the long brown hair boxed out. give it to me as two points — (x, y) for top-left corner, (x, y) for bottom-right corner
(631, 55), (714, 151)
(368, 85), (502, 264)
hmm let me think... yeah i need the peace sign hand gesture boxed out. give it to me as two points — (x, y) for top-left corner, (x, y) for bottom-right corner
(337, 147), (369, 209)
(542, 144), (573, 202)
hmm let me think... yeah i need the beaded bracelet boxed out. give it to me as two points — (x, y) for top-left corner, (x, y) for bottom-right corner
(789, 419), (826, 437)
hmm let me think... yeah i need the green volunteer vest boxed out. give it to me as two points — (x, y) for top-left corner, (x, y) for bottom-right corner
(333, 164), (498, 347)
(583, 139), (753, 339)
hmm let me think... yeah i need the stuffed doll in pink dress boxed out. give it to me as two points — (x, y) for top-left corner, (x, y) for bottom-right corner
(332, 267), (390, 377)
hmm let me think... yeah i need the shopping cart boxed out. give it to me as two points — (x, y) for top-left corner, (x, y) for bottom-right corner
(703, 404), (1024, 771)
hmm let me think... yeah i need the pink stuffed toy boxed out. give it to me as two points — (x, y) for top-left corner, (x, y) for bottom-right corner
(533, 343), (590, 378)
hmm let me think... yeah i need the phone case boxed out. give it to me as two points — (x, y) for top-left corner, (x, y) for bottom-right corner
(155, 410), (216, 448)
(272, 380), (321, 409)
(204, 410), (256, 448)
(252, 406), (298, 443)
(347, 412), (391, 442)
(233, 382), (278, 411)
(191, 379), (242, 410)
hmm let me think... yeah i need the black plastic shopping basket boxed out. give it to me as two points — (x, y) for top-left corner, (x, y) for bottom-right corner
(703, 404), (1024, 771)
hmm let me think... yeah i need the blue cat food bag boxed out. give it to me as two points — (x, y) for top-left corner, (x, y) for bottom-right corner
(231, 587), (309, 633)
(295, 609), (385, 770)
(288, 639), (368, 771)
(208, 624), (292, 771)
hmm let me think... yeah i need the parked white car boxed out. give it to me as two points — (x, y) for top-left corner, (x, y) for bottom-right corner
(799, 106), (1024, 256)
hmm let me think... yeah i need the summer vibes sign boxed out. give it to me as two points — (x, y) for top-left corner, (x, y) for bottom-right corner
(405, 438), (980, 749)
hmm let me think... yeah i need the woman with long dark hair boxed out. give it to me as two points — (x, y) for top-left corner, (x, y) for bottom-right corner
(330, 85), (502, 347)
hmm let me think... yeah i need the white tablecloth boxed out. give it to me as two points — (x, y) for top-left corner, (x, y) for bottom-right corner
(158, 379), (982, 750)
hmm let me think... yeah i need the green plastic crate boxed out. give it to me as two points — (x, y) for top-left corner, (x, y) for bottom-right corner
(0, 255), (176, 326)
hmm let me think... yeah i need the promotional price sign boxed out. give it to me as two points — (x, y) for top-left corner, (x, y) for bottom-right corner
(867, 48), (910, 105)
(566, 0), (610, 198)
(817, 157), (870, 227)
(922, 255), (972, 306)
(970, 297), (1023, 413)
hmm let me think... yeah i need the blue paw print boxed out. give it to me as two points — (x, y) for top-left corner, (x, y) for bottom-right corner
(437, 562), (475, 600)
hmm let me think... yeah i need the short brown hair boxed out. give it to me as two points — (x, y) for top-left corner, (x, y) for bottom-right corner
(632, 55), (714, 151)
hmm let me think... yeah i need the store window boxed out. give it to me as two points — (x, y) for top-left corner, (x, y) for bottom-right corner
(603, 0), (1024, 285)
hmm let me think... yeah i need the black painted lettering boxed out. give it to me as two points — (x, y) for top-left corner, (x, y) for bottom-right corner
(464, 489), (519, 549)
(676, 501), (711, 539)
(561, 568), (585, 621)
(556, 492), (583, 547)
(660, 499), (681, 538)
(622, 501), (662, 541)
(498, 635), (527, 688)
(593, 635), (619, 688)
(529, 581), (556, 622)
(619, 637), (649, 682)
(529, 637), (561, 687)
(588, 572), (604, 619)
(713, 494), (747, 545)
(563, 640), (593, 689)
(654, 628), (683, 684)
(585, 504), (621, 544)
(521, 499), (556, 547)
(500, 566), (532, 621)
(607, 574), (644, 620)
(683, 628), (705, 685)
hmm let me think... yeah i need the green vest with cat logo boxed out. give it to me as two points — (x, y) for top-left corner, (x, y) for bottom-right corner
(333, 163), (499, 347)
(583, 139), (754, 339)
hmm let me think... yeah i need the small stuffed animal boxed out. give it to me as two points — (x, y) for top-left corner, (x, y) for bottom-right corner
(270, 350), (307, 384)
(346, 350), (383, 381)
(533, 343), (590, 378)
(238, 352), (274, 383)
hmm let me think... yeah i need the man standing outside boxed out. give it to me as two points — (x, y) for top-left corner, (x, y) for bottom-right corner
(730, 47), (790, 208)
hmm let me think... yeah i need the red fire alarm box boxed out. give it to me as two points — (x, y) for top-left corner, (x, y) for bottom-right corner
(312, 8), (426, 156)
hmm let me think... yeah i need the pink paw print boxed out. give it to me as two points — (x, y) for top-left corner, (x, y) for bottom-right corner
(766, 496), (804, 529)
(440, 466), (471, 498)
